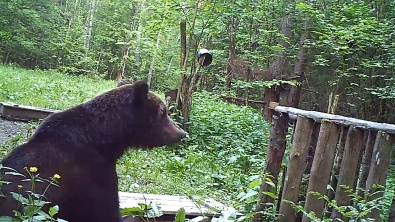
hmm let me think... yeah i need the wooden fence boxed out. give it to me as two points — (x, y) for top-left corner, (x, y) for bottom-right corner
(254, 102), (395, 222)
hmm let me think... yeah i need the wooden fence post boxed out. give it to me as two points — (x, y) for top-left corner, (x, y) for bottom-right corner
(302, 120), (340, 221)
(356, 130), (377, 198)
(253, 112), (289, 222)
(331, 127), (365, 221)
(365, 132), (395, 220)
(278, 116), (314, 222)
(327, 126), (348, 206)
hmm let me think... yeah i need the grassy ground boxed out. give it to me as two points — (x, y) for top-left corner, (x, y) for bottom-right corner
(0, 66), (115, 109)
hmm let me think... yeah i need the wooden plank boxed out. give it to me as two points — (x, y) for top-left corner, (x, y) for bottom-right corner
(0, 102), (59, 121)
(118, 192), (226, 217)
(302, 120), (340, 221)
(272, 105), (395, 134)
(278, 116), (314, 222)
(331, 127), (365, 220)
(365, 132), (395, 220)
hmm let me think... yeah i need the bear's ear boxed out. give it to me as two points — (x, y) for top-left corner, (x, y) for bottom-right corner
(133, 81), (149, 102)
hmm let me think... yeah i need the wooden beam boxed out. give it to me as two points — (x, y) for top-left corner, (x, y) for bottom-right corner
(331, 127), (365, 220)
(271, 105), (395, 134)
(365, 132), (395, 220)
(278, 116), (314, 222)
(0, 102), (59, 121)
(302, 120), (340, 221)
(118, 192), (236, 217)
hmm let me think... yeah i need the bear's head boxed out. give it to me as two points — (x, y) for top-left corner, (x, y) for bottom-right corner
(115, 81), (187, 149)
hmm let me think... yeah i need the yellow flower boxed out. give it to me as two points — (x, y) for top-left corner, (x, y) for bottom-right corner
(53, 174), (61, 179)
(18, 185), (23, 189)
(29, 167), (38, 173)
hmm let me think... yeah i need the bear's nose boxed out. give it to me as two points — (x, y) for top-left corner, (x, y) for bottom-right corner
(180, 130), (188, 139)
(178, 128), (188, 139)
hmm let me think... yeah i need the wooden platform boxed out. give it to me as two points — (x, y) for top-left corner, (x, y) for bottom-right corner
(0, 102), (59, 121)
(119, 192), (228, 221)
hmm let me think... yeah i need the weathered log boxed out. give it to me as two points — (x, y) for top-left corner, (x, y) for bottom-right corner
(356, 130), (377, 198)
(302, 120), (340, 221)
(304, 122), (321, 174)
(365, 132), (395, 220)
(331, 127), (365, 221)
(278, 116), (314, 222)
(254, 112), (289, 222)
(270, 103), (395, 134)
(326, 126), (348, 218)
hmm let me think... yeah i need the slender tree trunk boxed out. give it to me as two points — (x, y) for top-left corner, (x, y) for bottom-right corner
(262, 0), (293, 121)
(176, 1), (201, 130)
(147, 32), (161, 86)
(226, 15), (237, 90)
(175, 19), (187, 110)
(116, 45), (130, 82)
(84, 0), (95, 50)
(134, 22), (142, 64)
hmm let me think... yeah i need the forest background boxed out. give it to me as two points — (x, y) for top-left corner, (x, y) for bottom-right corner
(0, 0), (394, 124)
(1, 0), (395, 221)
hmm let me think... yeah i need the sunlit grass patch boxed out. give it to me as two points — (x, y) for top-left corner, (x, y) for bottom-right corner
(0, 66), (115, 110)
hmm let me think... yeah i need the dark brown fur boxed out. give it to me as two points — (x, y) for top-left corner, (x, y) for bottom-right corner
(0, 81), (186, 222)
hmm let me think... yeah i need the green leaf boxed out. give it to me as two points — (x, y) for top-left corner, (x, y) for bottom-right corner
(11, 192), (29, 205)
(120, 207), (144, 217)
(262, 191), (276, 199)
(49, 205), (60, 217)
(174, 207), (186, 222)
(248, 179), (261, 189)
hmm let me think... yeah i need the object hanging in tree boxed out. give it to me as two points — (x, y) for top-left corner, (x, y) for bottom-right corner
(197, 48), (212, 67)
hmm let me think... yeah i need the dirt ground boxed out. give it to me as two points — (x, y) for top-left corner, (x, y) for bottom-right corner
(0, 118), (28, 146)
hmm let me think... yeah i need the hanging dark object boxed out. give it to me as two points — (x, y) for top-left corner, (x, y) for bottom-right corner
(197, 48), (212, 67)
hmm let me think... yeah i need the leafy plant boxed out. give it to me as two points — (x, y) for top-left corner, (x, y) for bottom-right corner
(120, 201), (163, 222)
(284, 184), (386, 222)
(0, 165), (65, 222)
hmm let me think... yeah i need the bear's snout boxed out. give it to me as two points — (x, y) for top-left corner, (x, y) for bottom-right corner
(178, 127), (188, 139)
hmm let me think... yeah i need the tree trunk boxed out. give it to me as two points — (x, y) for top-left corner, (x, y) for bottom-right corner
(254, 112), (289, 222)
(84, 0), (95, 50)
(262, 0), (293, 121)
(181, 56), (205, 131)
(175, 19), (187, 110)
(147, 32), (161, 86)
(226, 15), (237, 90)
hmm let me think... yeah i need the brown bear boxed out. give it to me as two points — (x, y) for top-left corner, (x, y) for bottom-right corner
(0, 81), (186, 222)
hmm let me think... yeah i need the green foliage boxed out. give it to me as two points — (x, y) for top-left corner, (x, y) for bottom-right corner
(284, 184), (387, 222)
(298, 0), (395, 122)
(0, 165), (65, 222)
(120, 202), (163, 222)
